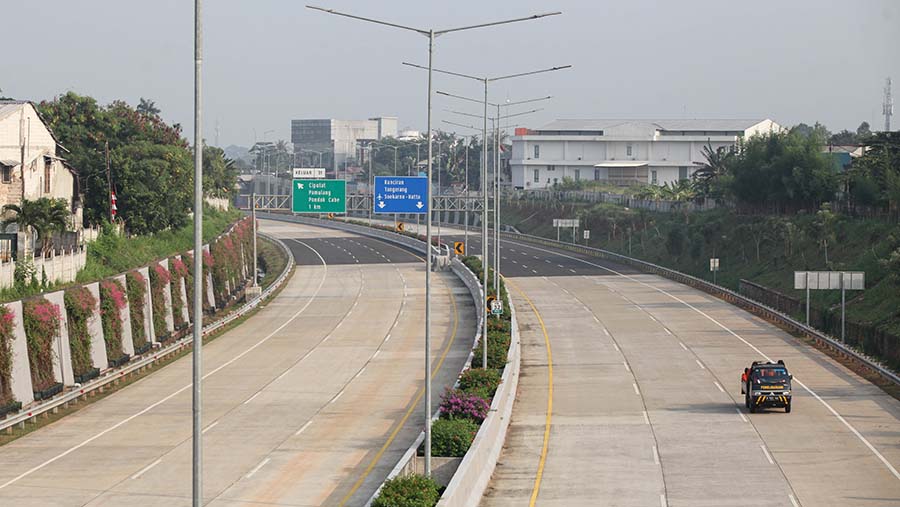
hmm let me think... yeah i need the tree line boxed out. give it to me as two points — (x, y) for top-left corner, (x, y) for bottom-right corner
(36, 92), (237, 235)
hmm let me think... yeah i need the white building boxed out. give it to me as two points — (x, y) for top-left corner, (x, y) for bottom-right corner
(291, 117), (398, 173)
(510, 118), (782, 189)
(0, 101), (80, 216)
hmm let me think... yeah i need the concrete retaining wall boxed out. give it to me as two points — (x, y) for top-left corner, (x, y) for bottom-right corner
(85, 283), (108, 370)
(114, 274), (134, 357)
(44, 290), (74, 386)
(4, 301), (33, 405)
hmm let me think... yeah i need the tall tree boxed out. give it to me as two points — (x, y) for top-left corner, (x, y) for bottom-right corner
(1, 198), (71, 255)
(136, 97), (161, 117)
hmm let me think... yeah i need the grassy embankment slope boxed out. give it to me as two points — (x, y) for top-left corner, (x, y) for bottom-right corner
(501, 199), (900, 339)
(0, 206), (242, 303)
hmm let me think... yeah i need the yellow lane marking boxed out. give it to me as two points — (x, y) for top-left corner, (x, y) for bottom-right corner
(506, 278), (554, 507)
(338, 278), (461, 506)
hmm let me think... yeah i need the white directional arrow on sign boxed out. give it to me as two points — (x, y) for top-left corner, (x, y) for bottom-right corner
(297, 183), (304, 190)
(378, 201), (386, 209)
(416, 201), (424, 209)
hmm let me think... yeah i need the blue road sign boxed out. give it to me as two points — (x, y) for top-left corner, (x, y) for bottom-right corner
(374, 176), (429, 214)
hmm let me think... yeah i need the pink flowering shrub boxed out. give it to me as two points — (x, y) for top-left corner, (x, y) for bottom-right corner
(169, 257), (187, 329)
(100, 280), (126, 360)
(23, 297), (61, 391)
(149, 263), (170, 340)
(0, 306), (16, 404)
(439, 388), (490, 423)
(64, 286), (98, 376)
(125, 271), (148, 350)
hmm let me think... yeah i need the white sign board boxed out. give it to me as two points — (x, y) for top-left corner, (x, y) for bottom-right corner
(709, 258), (720, 271)
(292, 167), (326, 179)
(794, 271), (864, 290)
(553, 219), (580, 228)
(583, 230), (590, 240)
(490, 299), (504, 315)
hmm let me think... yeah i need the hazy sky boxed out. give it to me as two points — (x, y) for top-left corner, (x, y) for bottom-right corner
(3, 1), (898, 147)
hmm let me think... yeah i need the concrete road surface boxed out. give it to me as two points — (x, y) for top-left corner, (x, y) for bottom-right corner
(0, 219), (474, 506)
(457, 234), (900, 507)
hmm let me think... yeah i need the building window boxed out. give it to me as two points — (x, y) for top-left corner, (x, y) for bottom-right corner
(1, 165), (11, 184)
(626, 144), (633, 157)
(679, 166), (688, 180)
(533, 168), (540, 183)
(574, 169), (580, 181)
(594, 169), (601, 181)
(651, 170), (658, 185)
(44, 158), (52, 193)
(533, 144), (540, 159)
(547, 164), (555, 171)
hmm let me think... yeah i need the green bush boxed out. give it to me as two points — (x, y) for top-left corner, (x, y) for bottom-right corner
(431, 417), (479, 457)
(458, 367), (501, 400)
(471, 331), (510, 370)
(372, 474), (441, 507)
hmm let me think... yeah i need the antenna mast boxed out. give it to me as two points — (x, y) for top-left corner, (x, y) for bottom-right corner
(885, 77), (893, 131)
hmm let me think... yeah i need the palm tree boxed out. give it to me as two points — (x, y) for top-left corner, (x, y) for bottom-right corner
(692, 141), (733, 197)
(2, 198), (71, 256)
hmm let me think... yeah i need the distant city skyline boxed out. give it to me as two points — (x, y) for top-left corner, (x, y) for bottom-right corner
(2, 0), (897, 147)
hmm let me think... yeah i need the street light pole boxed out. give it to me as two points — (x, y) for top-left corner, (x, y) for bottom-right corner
(192, 1), (203, 505)
(307, 5), (561, 477)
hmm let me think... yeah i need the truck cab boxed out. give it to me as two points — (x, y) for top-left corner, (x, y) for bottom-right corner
(741, 360), (792, 413)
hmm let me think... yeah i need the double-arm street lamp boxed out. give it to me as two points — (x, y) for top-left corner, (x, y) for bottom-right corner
(441, 93), (555, 291)
(404, 62), (570, 371)
(307, 4), (561, 478)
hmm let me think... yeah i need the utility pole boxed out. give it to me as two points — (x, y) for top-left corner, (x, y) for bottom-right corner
(106, 140), (113, 222)
(885, 77), (893, 132)
(192, 1), (204, 505)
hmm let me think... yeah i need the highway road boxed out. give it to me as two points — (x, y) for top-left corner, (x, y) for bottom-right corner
(425, 226), (900, 507)
(0, 219), (474, 507)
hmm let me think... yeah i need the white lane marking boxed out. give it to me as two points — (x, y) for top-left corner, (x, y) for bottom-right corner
(761, 444), (775, 465)
(613, 343), (620, 353)
(384, 334), (391, 342)
(355, 366), (367, 379)
(545, 259), (551, 263)
(557, 264), (564, 268)
(652, 445), (660, 465)
(532, 270), (538, 274)
(592, 316), (600, 324)
(243, 392), (261, 405)
(373, 350), (381, 359)
(294, 421), (312, 436)
(245, 458), (271, 479)
(331, 390), (345, 404)
(633, 383), (640, 395)
(522, 265), (528, 269)
(130, 459), (161, 480)
(534, 256), (540, 260)
(276, 369), (290, 381)
(695, 359), (706, 370)
(603, 329), (610, 337)
(0, 239), (330, 492)
(679, 342), (688, 351)
(569, 269), (576, 273)
(623, 361), (630, 372)
(504, 239), (900, 481)
(502, 256), (508, 260)
(335, 321), (343, 330)
(202, 421), (219, 434)
(788, 494), (800, 507)
(660, 494), (668, 507)
(353, 301), (358, 308)
(322, 335), (331, 342)
(511, 260), (518, 264)
(642, 410), (650, 425)
(648, 315), (658, 322)
(714, 381), (725, 393)
(736, 408), (748, 423)
(664, 328), (672, 335)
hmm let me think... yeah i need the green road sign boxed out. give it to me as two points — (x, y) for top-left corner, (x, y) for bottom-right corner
(292, 179), (346, 213)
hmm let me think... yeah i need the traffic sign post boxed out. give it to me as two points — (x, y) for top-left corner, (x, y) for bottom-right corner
(374, 176), (429, 214)
(490, 299), (503, 316)
(454, 241), (465, 256)
(709, 258), (720, 285)
(396, 222), (405, 233)
(794, 271), (865, 341)
(583, 229), (590, 245)
(292, 179), (346, 214)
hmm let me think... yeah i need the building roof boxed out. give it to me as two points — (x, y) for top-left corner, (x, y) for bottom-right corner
(535, 118), (769, 133)
(0, 100), (31, 122)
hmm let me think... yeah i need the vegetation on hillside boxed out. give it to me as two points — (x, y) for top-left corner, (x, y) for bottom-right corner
(36, 92), (237, 233)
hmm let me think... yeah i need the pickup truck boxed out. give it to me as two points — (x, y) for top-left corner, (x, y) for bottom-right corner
(741, 360), (792, 413)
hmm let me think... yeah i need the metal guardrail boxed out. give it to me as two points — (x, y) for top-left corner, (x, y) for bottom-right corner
(501, 231), (900, 388)
(0, 232), (295, 433)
